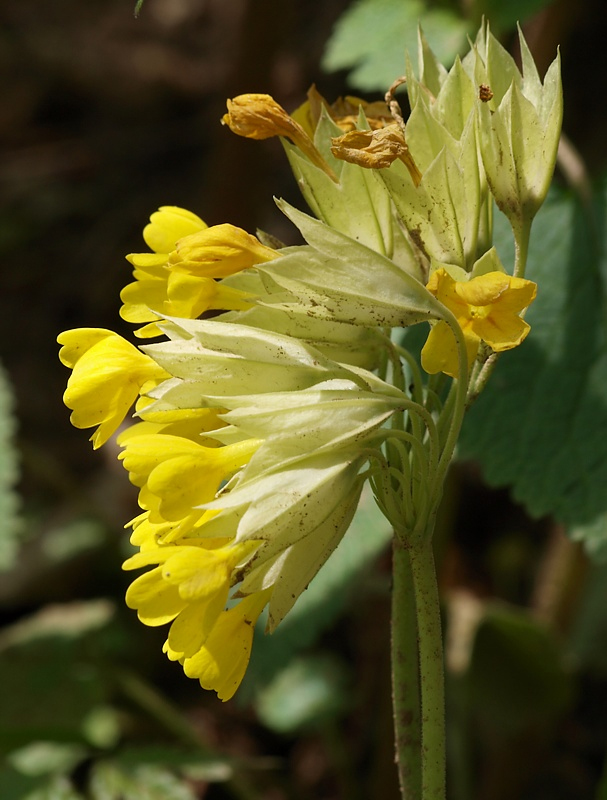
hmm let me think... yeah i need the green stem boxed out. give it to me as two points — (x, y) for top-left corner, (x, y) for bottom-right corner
(513, 216), (532, 279)
(409, 537), (446, 800)
(391, 536), (422, 800)
(466, 351), (499, 407)
(429, 310), (468, 513)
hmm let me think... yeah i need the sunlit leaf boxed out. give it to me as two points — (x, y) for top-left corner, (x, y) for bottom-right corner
(7, 742), (87, 777)
(322, 0), (469, 91)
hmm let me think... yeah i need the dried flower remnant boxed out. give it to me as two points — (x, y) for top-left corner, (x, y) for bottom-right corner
(331, 124), (422, 186)
(222, 93), (337, 180)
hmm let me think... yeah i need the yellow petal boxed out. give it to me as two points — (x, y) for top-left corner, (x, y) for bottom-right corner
(161, 547), (232, 601)
(474, 313), (531, 351)
(421, 320), (479, 379)
(125, 566), (186, 625)
(143, 206), (207, 253)
(183, 589), (271, 701)
(454, 271), (511, 305)
(57, 328), (113, 368)
(125, 252), (168, 268)
(167, 597), (226, 658)
(170, 224), (279, 277)
(120, 277), (167, 324)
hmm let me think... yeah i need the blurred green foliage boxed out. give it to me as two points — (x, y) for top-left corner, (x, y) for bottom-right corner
(0, 362), (21, 572)
(321, 0), (556, 91)
(460, 183), (607, 538)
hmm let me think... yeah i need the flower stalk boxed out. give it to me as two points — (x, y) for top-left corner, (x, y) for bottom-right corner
(391, 538), (422, 800)
(407, 536), (446, 800)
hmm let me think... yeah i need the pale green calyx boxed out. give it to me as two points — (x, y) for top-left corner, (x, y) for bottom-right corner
(474, 23), (563, 228)
(257, 201), (446, 328)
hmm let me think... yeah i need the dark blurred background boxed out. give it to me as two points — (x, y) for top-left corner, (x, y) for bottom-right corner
(2, 1), (607, 798)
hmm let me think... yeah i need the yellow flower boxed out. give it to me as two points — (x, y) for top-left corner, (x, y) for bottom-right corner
(168, 223), (279, 275)
(222, 93), (337, 181)
(57, 329), (169, 448)
(180, 588), (272, 701)
(121, 208), (276, 337)
(124, 540), (258, 660)
(127, 506), (223, 549)
(421, 268), (537, 378)
(118, 431), (262, 522)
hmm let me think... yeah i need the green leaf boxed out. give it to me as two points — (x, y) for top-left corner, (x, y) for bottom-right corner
(0, 361), (21, 572)
(90, 762), (197, 800)
(7, 742), (87, 778)
(81, 707), (122, 750)
(241, 485), (392, 694)
(111, 746), (233, 783)
(255, 654), (350, 733)
(459, 183), (607, 536)
(322, 0), (469, 91)
(568, 560), (607, 672)
(0, 601), (115, 752)
(7, 774), (84, 800)
(466, 604), (573, 733)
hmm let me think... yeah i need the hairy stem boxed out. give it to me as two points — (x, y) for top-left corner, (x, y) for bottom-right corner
(409, 537), (446, 799)
(392, 536), (422, 799)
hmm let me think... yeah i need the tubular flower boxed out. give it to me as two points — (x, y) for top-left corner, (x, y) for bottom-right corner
(118, 430), (262, 522)
(421, 268), (537, 378)
(474, 24), (563, 225)
(121, 207), (278, 337)
(58, 329), (170, 448)
(124, 539), (260, 659)
(179, 588), (273, 701)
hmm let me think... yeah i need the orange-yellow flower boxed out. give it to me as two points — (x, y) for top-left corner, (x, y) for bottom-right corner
(421, 268), (537, 378)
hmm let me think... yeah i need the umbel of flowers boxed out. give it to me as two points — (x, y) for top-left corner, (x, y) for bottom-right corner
(59, 24), (560, 764)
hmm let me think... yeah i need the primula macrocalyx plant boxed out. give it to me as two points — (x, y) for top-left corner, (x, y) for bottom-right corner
(58, 22), (561, 800)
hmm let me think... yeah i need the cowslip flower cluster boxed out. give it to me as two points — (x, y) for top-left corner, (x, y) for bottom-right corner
(58, 23), (560, 701)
